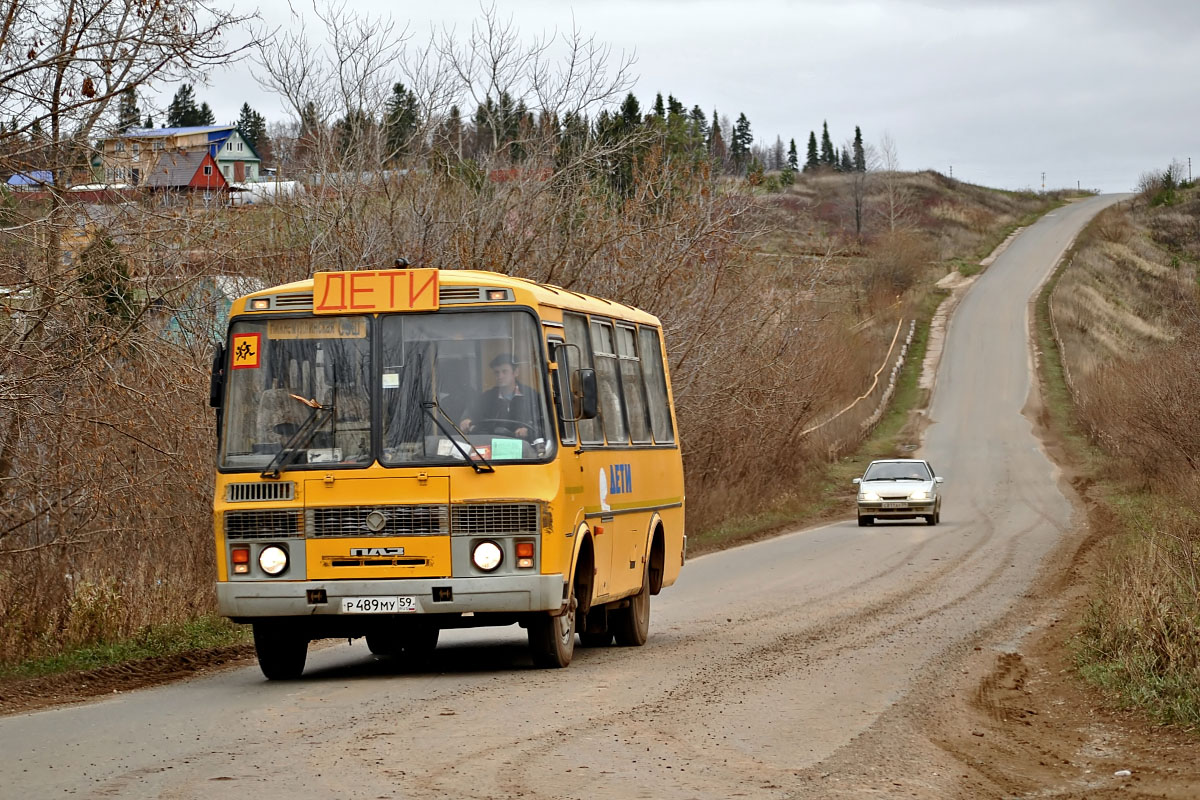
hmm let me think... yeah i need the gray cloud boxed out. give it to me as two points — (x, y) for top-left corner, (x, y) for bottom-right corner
(196, 0), (1197, 191)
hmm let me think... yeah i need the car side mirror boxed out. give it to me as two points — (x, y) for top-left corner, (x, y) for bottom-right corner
(935, 476), (944, 484)
(852, 477), (861, 484)
(574, 368), (598, 420)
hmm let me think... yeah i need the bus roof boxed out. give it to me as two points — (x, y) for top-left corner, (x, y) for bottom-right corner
(238, 268), (662, 326)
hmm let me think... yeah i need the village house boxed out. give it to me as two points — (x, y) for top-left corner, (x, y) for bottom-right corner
(99, 125), (262, 187)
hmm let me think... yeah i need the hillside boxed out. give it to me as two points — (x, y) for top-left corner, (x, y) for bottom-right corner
(1047, 176), (1200, 727)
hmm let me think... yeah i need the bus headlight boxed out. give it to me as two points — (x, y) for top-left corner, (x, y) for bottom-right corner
(259, 545), (289, 575)
(472, 541), (503, 571)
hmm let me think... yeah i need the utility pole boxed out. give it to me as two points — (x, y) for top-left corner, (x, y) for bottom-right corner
(1041, 171), (1045, 192)
(949, 164), (953, 179)
(1190, 157), (1193, 182)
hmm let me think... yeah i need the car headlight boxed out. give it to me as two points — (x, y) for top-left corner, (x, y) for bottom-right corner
(472, 541), (503, 571)
(258, 545), (288, 575)
(860, 491), (880, 502)
(909, 490), (928, 501)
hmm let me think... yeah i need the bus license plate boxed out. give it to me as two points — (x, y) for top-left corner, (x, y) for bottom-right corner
(881, 502), (907, 509)
(341, 596), (418, 614)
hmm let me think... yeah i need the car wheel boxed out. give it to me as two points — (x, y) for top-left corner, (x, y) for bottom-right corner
(926, 513), (938, 526)
(858, 515), (873, 527)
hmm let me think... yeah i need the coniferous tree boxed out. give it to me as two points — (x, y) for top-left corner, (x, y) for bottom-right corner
(839, 147), (852, 172)
(117, 88), (140, 132)
(708, 108), (727, 165)
(619, 93), (642, 129)
(144, 114), (153, 128)
(295, 101), (322, 167)
(730, 112), (752, 171)
(853, 125), (866, 172)
(383, 82), (419, 159)
(819, 120), (835, 166)
(197, 101), (216, 126)
(166, 84), (199, 127)
(689, 105), (708, 143)
(436, 104), (464, 158)
(236, 103), (267, 151)
(805, 131), (819, 171)
(787, 138), (799, 172)
(666, 95), (684, 117)
(652, 92), (665, 118)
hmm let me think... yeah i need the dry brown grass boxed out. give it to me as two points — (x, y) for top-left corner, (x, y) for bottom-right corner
(1052, 187), (1200, 726)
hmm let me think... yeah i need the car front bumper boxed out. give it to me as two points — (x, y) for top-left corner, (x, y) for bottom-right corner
(857, 502), (936, 519)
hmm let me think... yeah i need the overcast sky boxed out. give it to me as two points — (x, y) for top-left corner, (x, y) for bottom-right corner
(190, 0), (1198, 193)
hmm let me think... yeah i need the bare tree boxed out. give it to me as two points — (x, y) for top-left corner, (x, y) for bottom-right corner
(875, 132), (916, 232)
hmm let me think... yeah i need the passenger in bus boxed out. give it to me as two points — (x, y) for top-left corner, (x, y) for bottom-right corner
(460, 353), (539, 439)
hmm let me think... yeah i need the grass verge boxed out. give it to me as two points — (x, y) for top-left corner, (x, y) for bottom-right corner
(0, 615), (250, 681)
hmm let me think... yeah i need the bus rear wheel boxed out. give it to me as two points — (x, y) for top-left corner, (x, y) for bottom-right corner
(611, 571), (650, 647)
(253, 622), (308, 680)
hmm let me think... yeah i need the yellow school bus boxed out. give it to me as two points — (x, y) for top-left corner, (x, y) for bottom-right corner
(211, 266), (685, 679)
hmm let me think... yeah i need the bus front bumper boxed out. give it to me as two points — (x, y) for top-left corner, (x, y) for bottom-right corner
(216, 573), (566, 618)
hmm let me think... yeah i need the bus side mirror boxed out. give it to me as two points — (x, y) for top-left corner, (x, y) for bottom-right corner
(209, 343), (225, 408)
(574, 368), (598, 420)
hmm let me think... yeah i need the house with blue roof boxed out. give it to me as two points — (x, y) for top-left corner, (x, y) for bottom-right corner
(98, 124), (262, 188)
(6, 170), (54, 190)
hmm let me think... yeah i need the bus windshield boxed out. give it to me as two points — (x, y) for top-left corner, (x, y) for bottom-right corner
(380, 311), (554, 465)
(219, 310), (554, 471)
(220, 316), (373, 471)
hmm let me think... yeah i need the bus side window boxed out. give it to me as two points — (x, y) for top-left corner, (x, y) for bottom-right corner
(564, 313), (603, 446)
(638, 326), (675, 444)
(617, 325), (651, 444)
(590, 319), (628, 445)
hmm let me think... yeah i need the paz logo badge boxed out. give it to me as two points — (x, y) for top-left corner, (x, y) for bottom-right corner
(231, 332), (261, 369)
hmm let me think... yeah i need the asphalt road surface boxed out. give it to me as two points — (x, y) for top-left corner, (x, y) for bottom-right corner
(0, 195), (1125, 799)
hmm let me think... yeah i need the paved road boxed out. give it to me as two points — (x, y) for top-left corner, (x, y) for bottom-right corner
(0, 195), (1124, 799)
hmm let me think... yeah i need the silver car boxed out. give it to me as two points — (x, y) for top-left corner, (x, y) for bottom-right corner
(853, 458), (943, 526)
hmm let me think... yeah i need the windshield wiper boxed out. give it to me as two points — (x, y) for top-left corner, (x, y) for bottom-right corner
(261, 394), (335, 479)
(422, 400), (494, 474)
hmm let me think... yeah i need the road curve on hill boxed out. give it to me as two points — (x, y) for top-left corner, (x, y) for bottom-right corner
(0, 195), (1125, 799)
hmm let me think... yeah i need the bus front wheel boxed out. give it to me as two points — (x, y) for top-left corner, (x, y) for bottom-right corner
(253, 622), (308, 680)
(528, 599), (576, 668)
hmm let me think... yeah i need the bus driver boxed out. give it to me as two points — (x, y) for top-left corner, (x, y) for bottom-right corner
(460, 353), (539, 439)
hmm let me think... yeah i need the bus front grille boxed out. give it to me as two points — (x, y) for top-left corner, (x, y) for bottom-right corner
(224, 509), (304, 540)
(307, 505), (449, 537)
(451, 503), (539, 536)
(225, 481), (295, 502)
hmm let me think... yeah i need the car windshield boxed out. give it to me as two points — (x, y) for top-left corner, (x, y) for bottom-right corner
(220, 316), (373, 470)
(863, 461), (931, 481)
